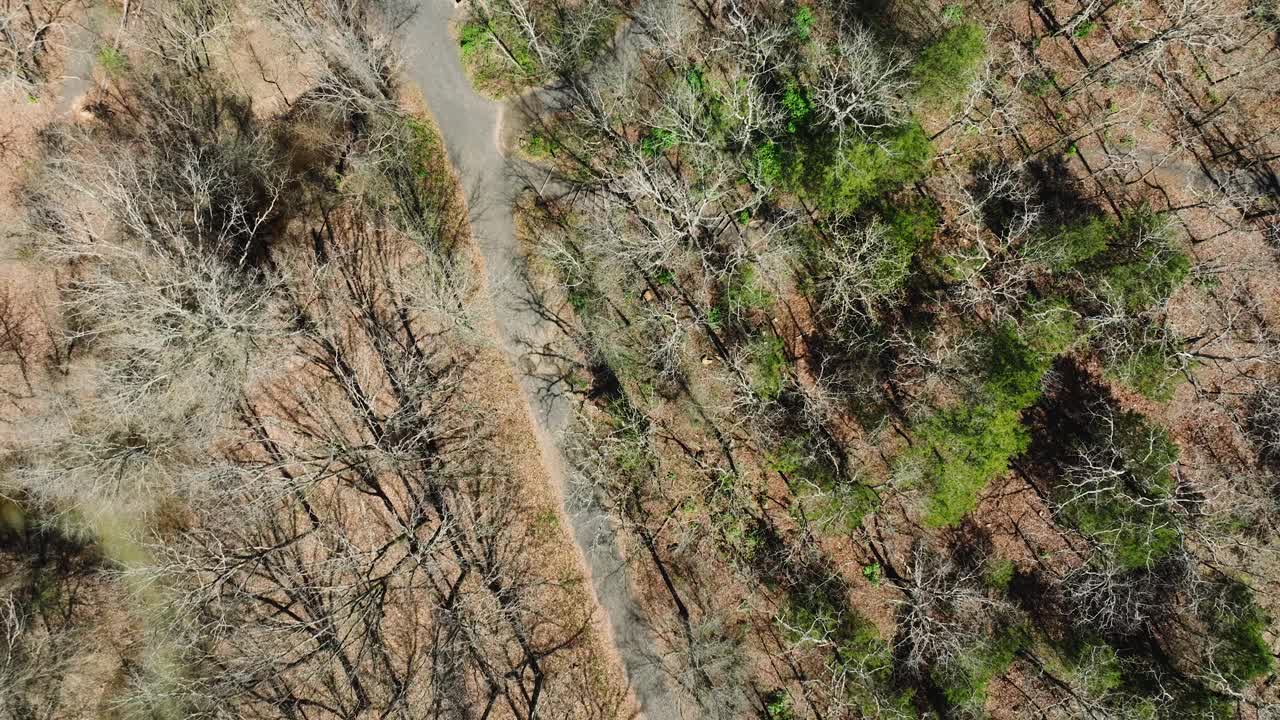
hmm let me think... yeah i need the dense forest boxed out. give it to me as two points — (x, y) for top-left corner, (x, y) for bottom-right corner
(1, 0), (1279, 718)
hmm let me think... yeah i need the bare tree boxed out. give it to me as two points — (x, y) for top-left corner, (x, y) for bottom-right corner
(0, 287), (51, 408)
(0, 0), (73, 93)
(660, 614), (750, 720)
(806, 20), (914, 143)
(255, 0), (411, 114)
(1062, 0), (1246, 95)
(0, 595), (78, 720)
(1245, 380), (1280, 468)
(133, 1), (225, 72)
(812, 218), (910, 333)
(896, 543), (1008, 674)
(945, 160), (1042, 320)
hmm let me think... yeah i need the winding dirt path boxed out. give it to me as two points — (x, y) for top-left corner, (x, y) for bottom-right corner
(56, 4), (109, 117)
(402, 5), (679, 719)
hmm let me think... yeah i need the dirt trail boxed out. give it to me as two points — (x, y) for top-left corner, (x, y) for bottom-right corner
(56, 5), (109, 117)
(402, 5), (679, 719)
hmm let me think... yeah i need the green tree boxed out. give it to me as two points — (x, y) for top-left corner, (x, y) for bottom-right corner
(787, 123), (932, 214)
(913, 23), (987, 106)
(915, 312), (1074, 525)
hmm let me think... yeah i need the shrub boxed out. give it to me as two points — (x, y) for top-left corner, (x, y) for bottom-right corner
(717, 512), (764, 560)
(1026, 215), (1111, 272)
(984, 558), (1015, 591)
(1025, 72), (1057, 97)
(522, 131), (557, 158)
(823, 199), (937, 299)
(685, 65), (706, 94)
(1073, 21), (1098, 38)
(985, 323), (1055, 407)
(881, 198), (941, 254)
(1057, 638), (1125, 697)
(913, 23), (987, 106)
(803, 481), (880, 533)
(764, 689), (796, 719)
(1033, 211), (1189, 400)
(97, 45), (128, 76)
(792, 6), (815, 41)
(567, 283), (603, 316)
(458, 21), (489, 59)
(1110, 411), (1179, 491)
(917, 400), (1030, 526)
(755, 141), (784, 186)
(779, 589), (914, 713)
(460, 0), (620, 93)
(1054, 632), (1256, 720)
(770, 437), (880, 532)
(749, 335), (789, 401)
(781, 588), (883, 659)
(1022, 298), (1081, 357)
(782, 81), (812, 133)
(805, 203), (935, 331)
(1096, 229), (1190, 314)
(1066, 496), (1182, 570)
(862, 562), (883, 585)
(456, 8), (542, 95)
(1081, 210), (1189, 314)
(1103, 334), (1184, 401)
(723, 264), (774, 315)
(641, 127), (678, 157)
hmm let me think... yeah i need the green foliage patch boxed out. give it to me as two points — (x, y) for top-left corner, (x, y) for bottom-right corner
(915, 397), (1031, 526)
(1059, 411), (1182, 569)
(1202, 581), (1274, 689)
(457, 16), (536, 95)
(780, 589), (917, 715)
(640, 127), (678, 157)
(97, 45), (128, 76)
(458, 3), (618, 97)
(1030, 211), (1190, 399)
(749, 335), (790, 401)
(723, 263), (775, 315)
(782, 81), (812, 133)
(913, 23), (987, 106)
(1094, 222), (1190, 315)
(1027, 215), (1111, 272)
(915, 315), (1074, 526)
(984, 557), (1015, 591)
(933, 624), (1030, 710)
(769, 437), (880, 532)
(1044, 210), (1190, 313)
(1103, 334), (1184, 402)
(792, 6), (816, 41)
(782, 122), (933, 214)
